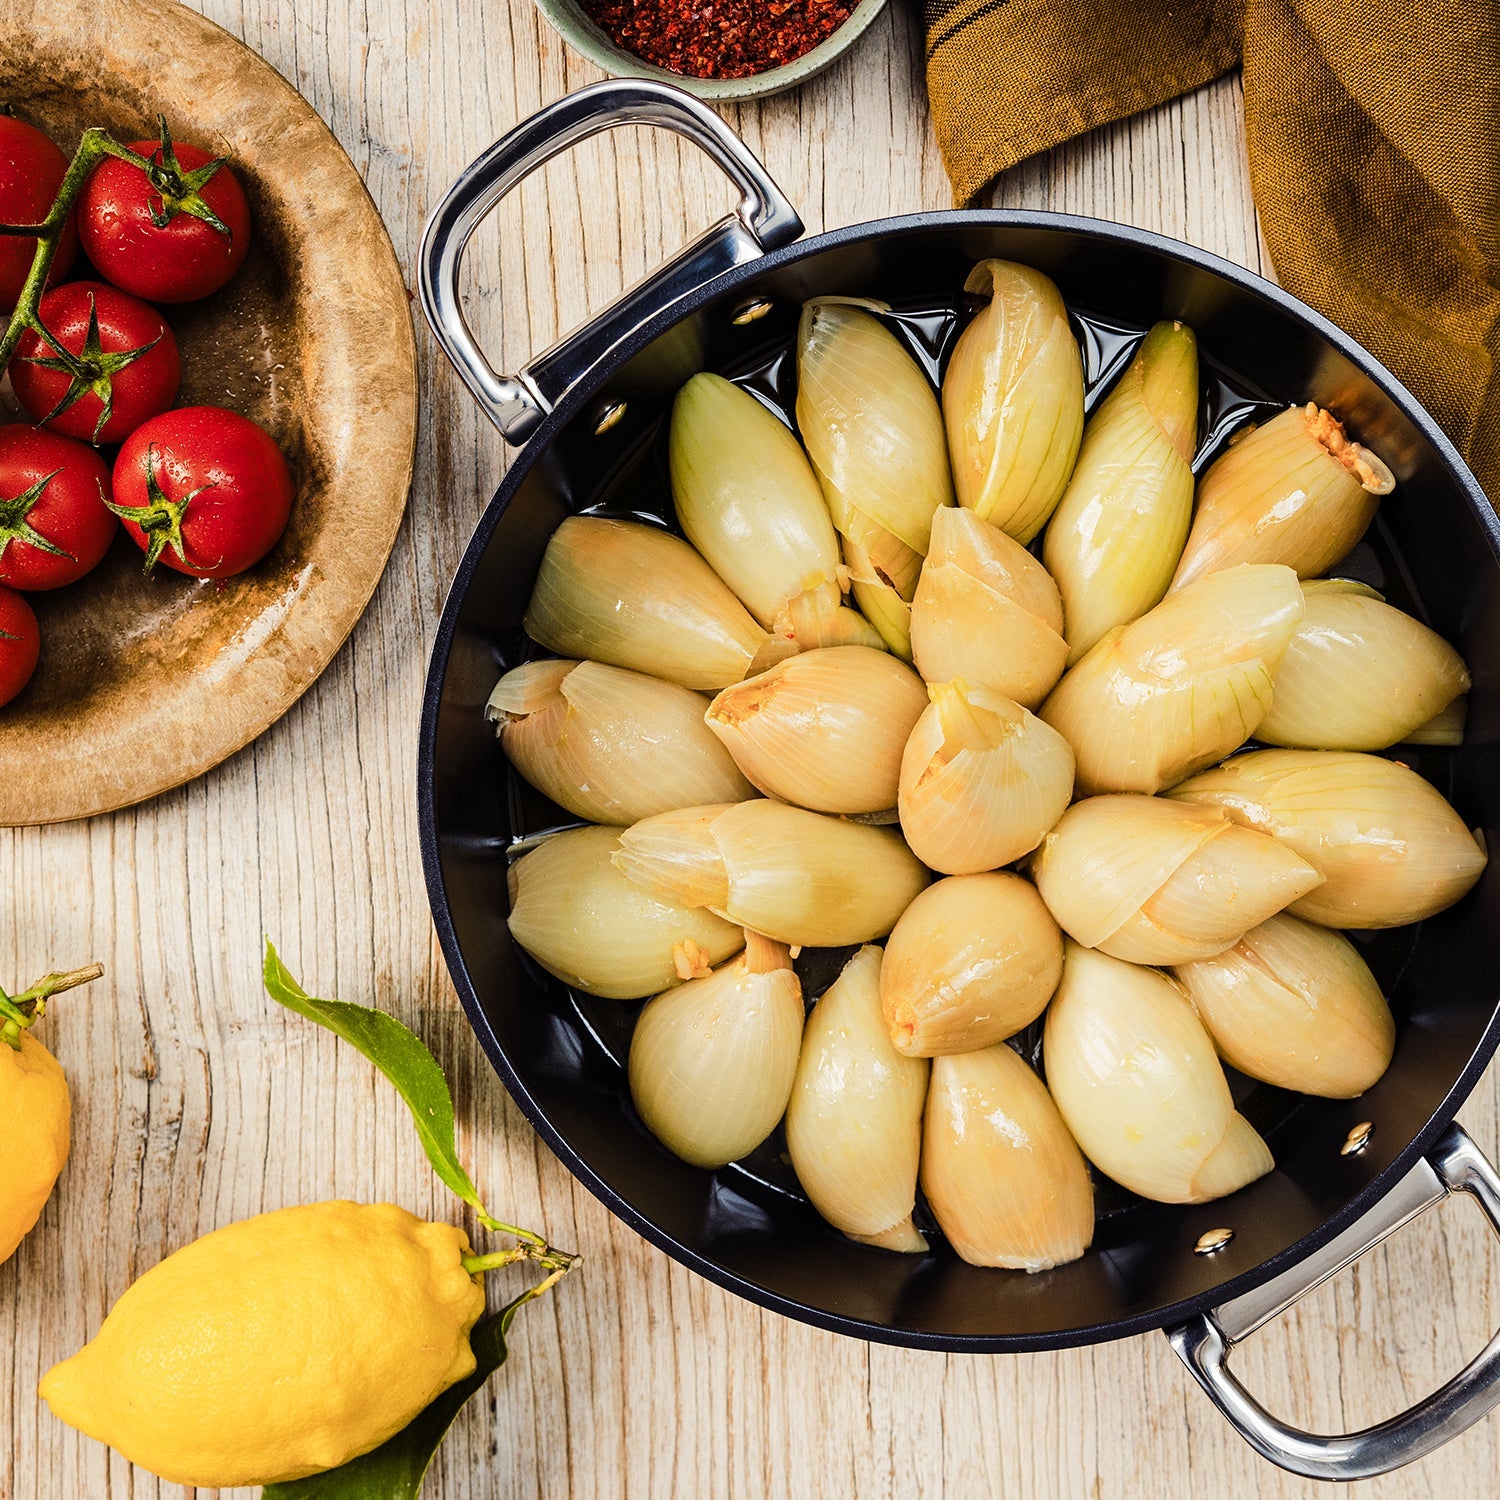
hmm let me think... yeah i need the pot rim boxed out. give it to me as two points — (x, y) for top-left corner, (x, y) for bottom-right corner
(418, 206), (1500, 1352)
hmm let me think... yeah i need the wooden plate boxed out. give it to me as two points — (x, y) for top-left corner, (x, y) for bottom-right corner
(0, 0), (417, 825)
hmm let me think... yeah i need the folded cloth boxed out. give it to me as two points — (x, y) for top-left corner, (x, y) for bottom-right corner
(924, 0), (1500, 500)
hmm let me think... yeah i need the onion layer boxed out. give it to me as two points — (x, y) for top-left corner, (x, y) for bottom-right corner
(942, 260), (1084, 543)
(922, 1043), (1094, 1271)
(786, 946), (930, 1250)
(1043, 941), (1273, 1204)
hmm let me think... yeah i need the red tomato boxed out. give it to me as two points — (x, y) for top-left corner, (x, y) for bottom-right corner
(0, 116), (78, 307)
(79, 121), (250, 304)
(0, 427), (115, 591)
(11, 281), (182, 445)
(0, 585), (40, 707)
(110, 407), (293, 579)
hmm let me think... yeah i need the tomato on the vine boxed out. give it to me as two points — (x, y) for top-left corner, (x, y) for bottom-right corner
(0, 585), (40, 708)
(79, 117), (250, 304)
(12, 281), (181, 445)
(0, 427), (115, 591)
(0, 116), (78, 307)
(109, 407), (293, 579)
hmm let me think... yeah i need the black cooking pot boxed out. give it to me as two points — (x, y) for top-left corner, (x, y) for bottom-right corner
(416, 79), (1500, 1481)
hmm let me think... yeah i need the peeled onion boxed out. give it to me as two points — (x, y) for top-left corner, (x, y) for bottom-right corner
(1043, 941), (1273, 1204)
(489, 658), (755, 823)
(1257, 580), (1470, 751)
(1169, 748), (1488, 928)
(524, 516), (780, 692)
(898, 678), (1075, 874)
(796, 300), (953, 657)
(613, 800), (930, 948)
(1175, 914), (1395, 1097)
(910, 506), (1068, 708)
(785, 946), (930, 1250)
(629, 931), (804, 1169)
(921, 1043), (1094, 1271)
(881, 873), (1062, 1056)
(1043, 320), (1198, 663)
(942, 260), (1084, 543)
(704, 645), (928, 814)
(1031, 794), (1325, 965)
(670, 372), (881, 650)
(1172, 404), (1394, 590)
(507, 825), (743, 1000)
(1040, 563), (1304, 795)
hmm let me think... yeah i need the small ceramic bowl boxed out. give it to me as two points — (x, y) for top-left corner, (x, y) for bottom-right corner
(532, 0), (891, 101)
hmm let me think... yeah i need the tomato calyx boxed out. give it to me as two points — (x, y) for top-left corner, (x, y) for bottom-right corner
(19, 292), (165, 446)
(0, 469), (75, 566)
(104, 443), (216, 575)
(139, 114), (233, 239)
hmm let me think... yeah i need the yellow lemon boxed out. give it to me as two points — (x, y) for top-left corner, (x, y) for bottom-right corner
(40, 1200), (486, 1488)
(0, 1031), (70, 1265)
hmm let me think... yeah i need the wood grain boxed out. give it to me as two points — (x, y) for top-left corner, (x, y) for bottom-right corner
(2, 2), (1497, 1497)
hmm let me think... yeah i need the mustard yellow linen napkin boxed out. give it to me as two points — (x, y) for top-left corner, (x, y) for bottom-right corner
(924, 0), (1500, 499)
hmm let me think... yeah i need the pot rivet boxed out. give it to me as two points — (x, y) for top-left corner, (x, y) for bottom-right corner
(1341, 1121), (1374, 1156)
(594, 401), (627, 436)
(1194, 1227), (1234, 1256)
(732, 299), (773, 326)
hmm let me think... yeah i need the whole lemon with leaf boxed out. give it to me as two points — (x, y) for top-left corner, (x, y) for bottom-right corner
(42, 1200), (486, 1487)
(0, 963), (102, 1265)
(39, 943), (575, 1495)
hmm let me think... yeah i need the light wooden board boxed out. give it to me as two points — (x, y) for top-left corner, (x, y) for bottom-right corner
(3, 3), (1498, 1497)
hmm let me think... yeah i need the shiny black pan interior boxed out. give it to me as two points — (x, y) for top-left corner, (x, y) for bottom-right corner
(419, 212), (1500, 1351)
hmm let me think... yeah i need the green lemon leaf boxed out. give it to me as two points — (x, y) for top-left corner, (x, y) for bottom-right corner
(261, 1291), (528, 1500)
(262, 940), (500, 1231)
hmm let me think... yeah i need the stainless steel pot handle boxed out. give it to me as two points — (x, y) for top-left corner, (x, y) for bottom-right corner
(418, 78), (804, 444)
(1169, 1121), (1500, 1480)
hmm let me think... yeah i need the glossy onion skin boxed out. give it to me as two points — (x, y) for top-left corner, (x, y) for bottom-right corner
(1175, 914), (1395, 1098)
(785, 946), (930, 1250)
(881, 873), (1062, 1056)
(1031, 794), (1325, 965)
(921, 1043), (1094, 1271)
(705, 645), (928, 814)
(629, 933), (805, 1169)
(1169, 749), (1488, 929)
(796, 301), (954, 657)
(670, 372), (880, 650)
(1044, 321), (1199, 664)
(910, 506), (1068, 708)
(489, 659), (755, 824)
(1040, 563), (1304, 795)
(613, 800), (930, 949)
(524, 516), (772, 692)
(942, 260), (1085, 544)
(1257, 581), (1470, 751)
(1043, 941), (1274, 1204)
(1171, 404), (1394, 590)
(898, 679), (1075, 874)
(506, 825), (743, 1000)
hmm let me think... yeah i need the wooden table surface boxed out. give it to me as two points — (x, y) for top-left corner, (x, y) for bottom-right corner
(5, 3), (1499, 1497)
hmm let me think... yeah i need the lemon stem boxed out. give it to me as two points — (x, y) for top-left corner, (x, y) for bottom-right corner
(0, 961), (104, 1050)
(462, 1237), (580, 1281)
(461, 1248), (529, 1274)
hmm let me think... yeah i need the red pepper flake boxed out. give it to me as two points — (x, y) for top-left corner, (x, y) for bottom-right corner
(580, 0), (856, 79)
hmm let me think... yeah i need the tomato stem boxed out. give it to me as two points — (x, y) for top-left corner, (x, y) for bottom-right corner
(0, 961), (103, 1050)
(0, 129), (160, 376)
(101, 443), (213, 575)
(20, 290), (166, 445)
